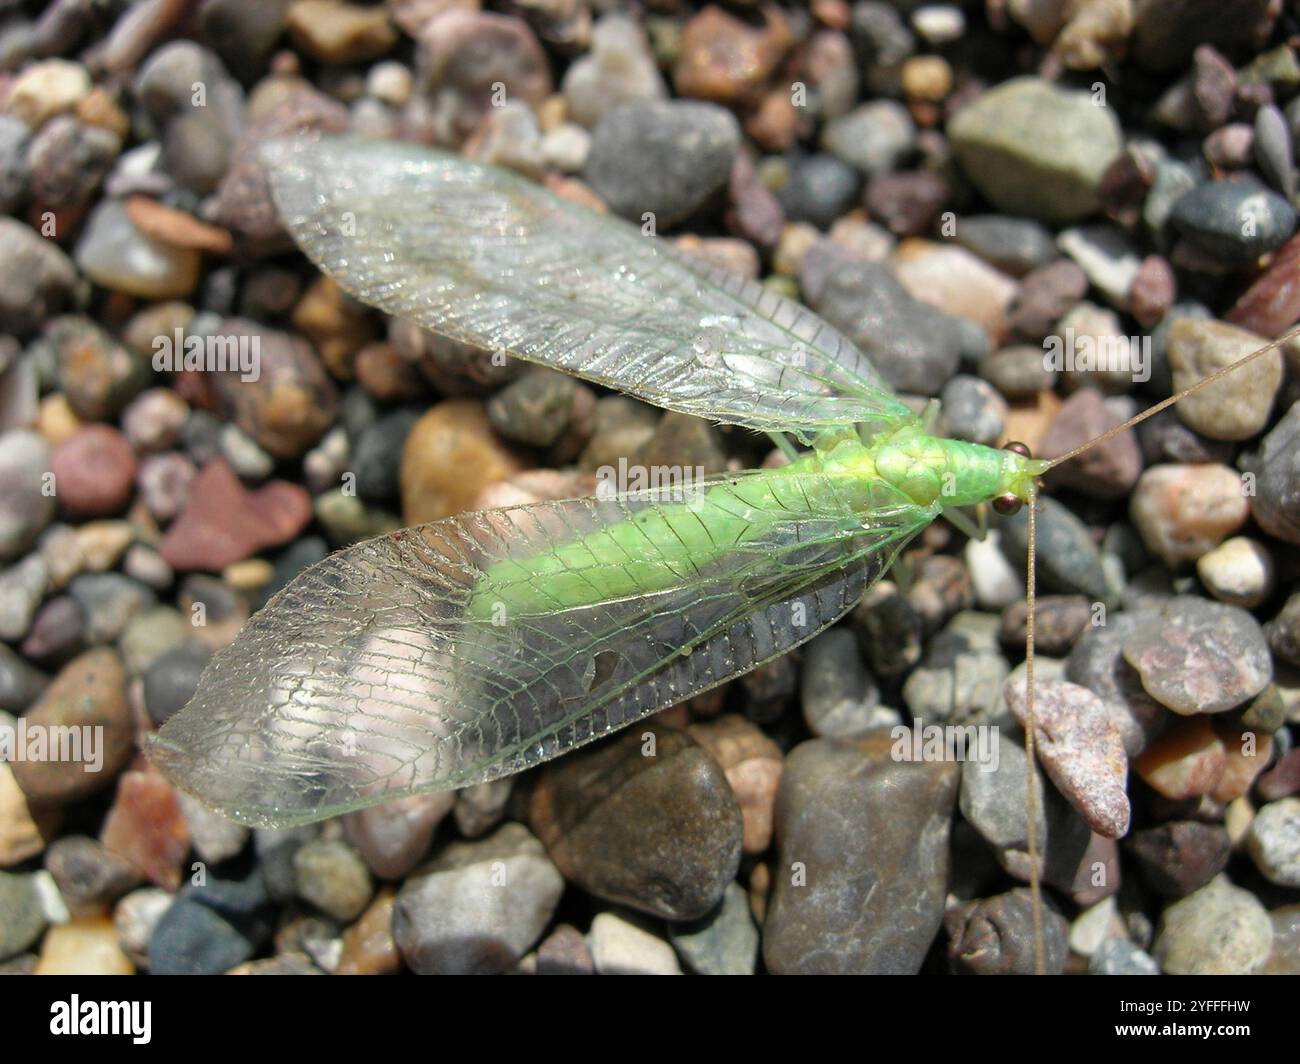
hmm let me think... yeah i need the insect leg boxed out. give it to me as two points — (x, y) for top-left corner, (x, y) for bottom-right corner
(766, 431), (800, 462)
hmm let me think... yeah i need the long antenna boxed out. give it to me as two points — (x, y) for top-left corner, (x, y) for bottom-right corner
(1023, 497), (1046, 975)
(1042, 319), (1300, 471)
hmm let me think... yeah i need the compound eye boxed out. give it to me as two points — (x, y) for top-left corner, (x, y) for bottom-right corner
(1002, 440), (1032, 459)
(992, 493), (1022, 516)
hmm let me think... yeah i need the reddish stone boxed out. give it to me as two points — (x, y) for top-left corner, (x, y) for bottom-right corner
(1129, 255), (1176, 328)
(51, 424), (137, 518)
(1226, 231), (1300, 337)
(100, 768), (190, 891)
(159, 458), (312, 571)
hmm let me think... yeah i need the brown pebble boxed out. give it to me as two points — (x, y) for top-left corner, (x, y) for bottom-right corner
(50, 424), (137, 518)
(1134, 716), (1227, 800)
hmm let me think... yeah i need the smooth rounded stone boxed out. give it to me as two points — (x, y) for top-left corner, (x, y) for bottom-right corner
(903, 619), (1009, 724)
(763, 733), (959, 974)
(1227, 232), (1300, 337)
(529, 723), (742, 920)
(806, 260), (961, 395)
(1259, 905), (1300, 975)
(905, 555), (975, 637)
(935, 374), (1005, 447)
(980, 345), (1059, 399)
(400, 400), (523, 525)
(1089, 937), (1160, 974)
(1134, 716), (1227, 799)
(1129, 463), (1249, 566)
(336, 889), (400, 976)
(313, 490), (402, 547)
(99, 768), (190, 891)
(948, 77), (1122, 224)
(0, 642), (47, 713)
(341, 792), (455, 879)
(1039, 388), (1141, 500)
(1004, 679), (1130, 838)
(67, 572), (155, 644)
(1007, 260), (1088, 343)
(821, 100), (916, 179)
(964, 531), (1024, 610)
(177, 792), (247, 866)
(1203, 124), (1255, 170)
(953, 215), (1057, 277)
(584, 100), (739, 229)
(1165, 319), (1281, 441)
(0, 553), (47, 642)
(1129, 254), (1176, 329)
(0, 219), (77, 336)
(1123, 596), (1271, 716)
(73, 197), (200, 299)
(254, 826), (319, 903)
(0, 760), (59, 865)
(562, 14), (666, 129)
(1241, 401), (1300, 546)
(687, 715), (783, 855)
(587, 912), (681, 975)
(351, 407), (420, 503)
(113, 887), (172, 969)
(0, 871), (50, 960)
(1196, 537), (1273, 610)
(999, 596), (1094, 659)
(6, 55), (89, 125)
(1246, 797), (1300, 887)
(218, 425), (273, 481)
(285, 0), (396, 62)
(890, 241), (1015, 345)
(43, 834), (140, 915)
(959, 728), (1048, 868)
(0, 115), (32, 214)
(35, 915), (134, 976)
(800, 626), (882, 738)
(292, 838), (374, 923)
(393, 823), (563, 975)
(945, 888), (1070, 975)
(1254, 103), (1295, 199)
(1064, 612), (1166, 757)
(864, 171), (949, 237)
(1126, 821), (1230, 898)
(774, 153), (861, 230)
(633, 410), (726, 473)
(142, 640), (210, 725)
(49, 424), (136, 519)
(454, 779), (512, 839)
(1056, 224), (1141, 311)
(1137, 411), (1230, 469)
(666, 881), (758, 975)
(149, 869), (273, 975)
(1153, 875), (1272, 975)
(118, 606), (186, 676)
(9, 648), (132, 805)
(532, 922), (594, 976)
(1169, 181), (1297, 263)
(0, 430), (57, 561)
(27, 114), (120, 212)
(137, 452), (196, 524)
(487, 368), (580, 449)
(1268, 592), (1300, 668)
(21, 595), (83, 663)
(996, 494), (1107, 601)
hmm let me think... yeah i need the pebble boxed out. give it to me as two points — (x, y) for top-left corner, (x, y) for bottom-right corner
(1129, 463), (1250, 566)
(959, 728), (1049, 875)
(1153, 875), (1273, 975)
(1127, 821), (1231, 898)
(807, 260), (962, 395)
(0, 430), (56, 561)
(1254, 103), (1295, 199)
(1057, 224), (1142, 311)
(1169, 181), (1297, 263)
(1123, 596), (1271, 715)
(99, 769), (190, 891)
(6, 58), (91, 128)
(392, 823), (563, 975)
(1166, 319), (1281, 441)
(26, 115), (121, 213)
(774, 153), (862, 230)
(1134, 716), (1226, 799)
(292, 838), (374, 922)
(821, 100), (916, 179)
(997, 494), (1107, 601)
(954, 215), (1057, 277)
(124, 544), (175, 595)
(68, 571), (155, 643)
(945, 888), (1070, 975)
(74, 198), (201, 299)
(1247, 797), (1300, 886)
(285, 0), (397, 64)
(49, 424), (137, 518)
(763, 733), (958, 974)
(0, 116), (30, 214)
(1196, 537), (1274, 609)
(947, 76), (1122, 224)
(891, 240), (1017, 343)
(149, 869), (273, 975)
(1268, 592), (1300, 668)
(113, 887), (172, 969)
(562, 14), (666, 129)
(0, 762), (59, 866)
(584, 100), (739, 229)
(0, 553), (48, 642)
(902, 615), (1009, 723)
(1045, 394), (1141, 504)
(454, 779), (512, 839)
(44, 834), (140, 915)
(1007, 260), (1088, 343)
(965, 531), (1024, 610)
(687, 715), (783, 854)
(35, 915), (134, 975)
(341, 792), (454, 879)
(865, 171), (948, 237)
(0, 219), (78, 335)
(799, 626), (883, 738)
(1129, 255), (1176, 328)
(1005, 679), (1130, 837)
(51, 316), (153, 421)
(119, 606), (187, 675)
(978, 344), (1057, 400)
(1260, 905), (1300, 975)
(159, 459), (311, 572)
(673, 4), (792, 105)
(1258, 748), (1300, 800)
(336, 889), (400, 976)
(999, 595), (1094, 658)
(0, 869), (50, 960)
(178, 791), (248, 865)
(529, 723), (742, 920)
(667, 881), (759, 976)
(1091, 937), (1161, 974)
(400, 400), (523, 525)
(587, 912), (681, 976)
(487, 368), (580, 449)
(1227, 232), (1300, 336)
(8, 648), (132, 805)
(1241, 401), (1300, 546)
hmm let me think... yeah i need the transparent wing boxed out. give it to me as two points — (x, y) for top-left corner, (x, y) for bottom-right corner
(149, 470), (934, 827)
(261, 136), (915, 443)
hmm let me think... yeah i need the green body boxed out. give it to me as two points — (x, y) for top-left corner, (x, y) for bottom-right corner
(468, 424), (1047, 620)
